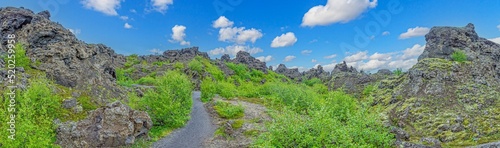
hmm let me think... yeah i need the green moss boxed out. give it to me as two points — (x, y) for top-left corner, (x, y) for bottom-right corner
(232, 119), (244, 129)
(214, 101), (245, 119)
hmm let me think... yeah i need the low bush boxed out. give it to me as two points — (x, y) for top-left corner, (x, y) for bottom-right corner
(201, 78), (217, 102)
(452, 50), (467, 63)
(213, 101), (245, 119)
(188, 59), (203, 74)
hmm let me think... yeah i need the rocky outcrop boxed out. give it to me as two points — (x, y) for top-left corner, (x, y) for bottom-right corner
(163, 47), (209, 63)
(0, 7), (125, 103)
(376, 24), (500, 146)
(274, 64), (302, 81)
(329, 61), (374, 94)
(231, 51), (268, 73)
(56, 101), (152, 147)
(303, 65), (331, 82)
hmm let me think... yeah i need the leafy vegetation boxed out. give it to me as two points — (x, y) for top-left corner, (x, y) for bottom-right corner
(213, 101), (245, 119)
(127, 70), (193, 140)
(188, 59), (203, 74)
(394, 68), (403, 76)
(452, 50), (467, 63)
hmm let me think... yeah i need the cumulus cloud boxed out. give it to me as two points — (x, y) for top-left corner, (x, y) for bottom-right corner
(69, 29), (81, 35)
(124, 23), (133, 29)
(322, 62), (338, 72)
(209, 45), (263, 56)
(400, 44), (425, 60)
(283, 55), (296, 62)
(119, 16), (129, 20)
(271, 32), (298, 48)
(369, 52), (392, 60)
(399, 27), (430, 39)
(213, 17), (263, 44)
(81, 0), (122, 16)
(312, 59), (317, 63)
(324, 54), (337, 59)
(382, 31), (390, 36)
(302, 0), (377, 27)
(213, 16), (234, 28)
(497, 24), (500, 31)
(256, 55), (273, 62)
(151, 0), (173, 13)
(356, 59), (387, 71)
(344, 51), (368, 63)
(489, 37), (500, 44)
(170, 25), (190, 46)
(149, 48), (162, 54)
(301, 50), (313, 55)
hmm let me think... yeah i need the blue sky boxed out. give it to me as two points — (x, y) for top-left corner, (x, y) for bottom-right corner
(2, 0), (500, 72)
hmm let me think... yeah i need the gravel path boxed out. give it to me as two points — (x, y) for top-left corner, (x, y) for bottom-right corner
(153, 91), (217, 148)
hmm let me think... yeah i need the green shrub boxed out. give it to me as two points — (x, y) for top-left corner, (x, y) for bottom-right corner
(362, 84), (376, 97)
(174, 62), (184, 70)
(0, 74), (62, 147)
(226, 62), (250, 80)
(214, 101), (244, 119)
(202, 59), (225, 81)
(452, 50), (467, 63)
(188, 59), (203, 73)
(393, 68), (403, 76)
(303, 78), (322, 87)
(201, 78), (217, 102)
(14, 43), (31, 69)
(232, 119), (244, 129)
(217, 81), (238, 99)
(125, 54), (140, 68)
(137, 76), (156, 85)
(116, 68), (135, 87)
(139, 71), (193, 128)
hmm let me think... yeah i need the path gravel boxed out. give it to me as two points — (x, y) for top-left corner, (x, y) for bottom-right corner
(153, 91), (217, 148)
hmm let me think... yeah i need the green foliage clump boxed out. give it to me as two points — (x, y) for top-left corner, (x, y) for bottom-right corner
(137, 76), (156, 85)
(0, 74), (63, 147)
(200, 78), (217, 102)
(201, 59), (225, 81)
(393, 68), (403, 76)
(174, 62), (185, 70)
(452, 50), (467, 63)
(362, 84), (376, 97)
(214, 101), (245, 119)
(232, 119), (244, 129)
(129, 71), (193, 137)
(226, 62), (250, 80)
(217, 81), (238, 99)
(188, 59), (203, 74)
(125, 54), (140, 68)
(303, 78), (322, 87)
(259, 82), (316, 113)
(253, 91), (394, 147)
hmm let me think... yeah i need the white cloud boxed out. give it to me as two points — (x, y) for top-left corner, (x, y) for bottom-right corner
(124, 23), (133, 29)
(302, 0), (377, 27)
(344, 51), (368, 62)
(218, 27), (263, 44)
(170, 25), (190, 46)
(69, 29), (81, 35)
(130, 9), (137, 13)
(301, 50), (313, 55)
(119, 16), (129, 20)
(382, 31), (390, 36)
(369, 52), (392, 60)
(356, 59), (387, 71)
(322, 62), (338, 72)
(388, 58), (418, 70)
(324, 54), (337, 59)
(256, 55), (273, 62)
(489, 37), (500, 44)
(312, 59), (317, 63)
(399, 27), (430, 39)
(283, 55), (296, 62)
(271, 32), (298, 48)
(400, 44), (425, 60)
(151, 0), (173, 13)
(209, 45), (263, 56)
(213, 16), (234, 28)
(81, 0), (122, 16)
(149, 48), (162, 54)
(497, 24), (500, 31)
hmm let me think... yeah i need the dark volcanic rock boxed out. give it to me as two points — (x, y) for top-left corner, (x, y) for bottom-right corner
(303, 65), (331, 82)
(376, 69), (393, 75)
(0, 7), (126, 103)
(231, 51), (267, 73)
(163, 47), (209, 63)
(274, 64), (302, 81)
(56, 101), (152, 147)
(329, 61), (374, 94)
(332, 61), (358, 74)
(221, 54), (230, 62)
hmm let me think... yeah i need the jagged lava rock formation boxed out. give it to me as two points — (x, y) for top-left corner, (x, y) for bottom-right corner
(377, 24), (500, 146)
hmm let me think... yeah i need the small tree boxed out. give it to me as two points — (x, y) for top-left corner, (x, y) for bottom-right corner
(393, 68), (403, 76)
(451, 50), (467, 63)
